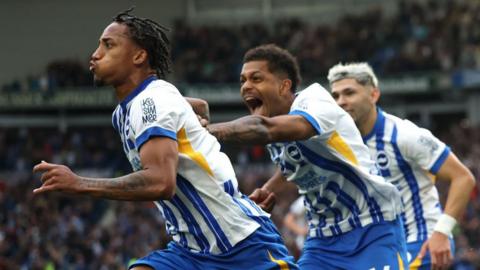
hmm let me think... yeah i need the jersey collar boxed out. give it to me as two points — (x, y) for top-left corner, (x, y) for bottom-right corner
(362, 107), (385, 143)
(120, 75), (157, 110)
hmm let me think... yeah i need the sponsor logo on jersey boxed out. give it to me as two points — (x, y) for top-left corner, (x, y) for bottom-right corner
(141, 98), (157, 124)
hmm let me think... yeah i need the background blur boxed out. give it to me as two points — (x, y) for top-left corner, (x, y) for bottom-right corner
(1, 0), (479, 269)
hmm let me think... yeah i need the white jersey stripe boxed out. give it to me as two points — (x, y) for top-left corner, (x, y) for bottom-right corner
(157, 200), (189, 248)
(391, 125), (428, 241)
(176, 175), (233, 252)
(169, 195), (211, 252)
(297, 143), (384, 223)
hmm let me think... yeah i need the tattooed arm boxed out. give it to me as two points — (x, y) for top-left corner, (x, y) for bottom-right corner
(33, 136), (178, 201)
(207, 114), (317, 144)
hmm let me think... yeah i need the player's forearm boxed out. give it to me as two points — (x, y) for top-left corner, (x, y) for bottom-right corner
(77, 170), (175, 201)
(185, 97), (210, 122)
(263, 169), (289, 194)
(207, 115), (272, 144)
(443, 170), (476, 220)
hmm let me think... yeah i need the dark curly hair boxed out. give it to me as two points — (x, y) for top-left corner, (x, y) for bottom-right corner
(113, 7), (172, 79)
(243, 44), (301, 93)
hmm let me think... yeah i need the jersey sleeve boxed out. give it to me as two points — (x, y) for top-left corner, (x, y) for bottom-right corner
(399, 120), (450, 174)
(288, 83), (338, 137)
(129, 84), (186, 151)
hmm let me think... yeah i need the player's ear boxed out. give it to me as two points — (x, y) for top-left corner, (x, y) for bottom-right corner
(133, 49), (148, 65)
(280, 79), (293, 96)
(371, 87), (381, 103)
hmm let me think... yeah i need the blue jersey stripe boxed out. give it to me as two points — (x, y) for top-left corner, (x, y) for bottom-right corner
(374, 111), (391, 177)
(429, 147), (450, 174)
(304, 195), (326, 237)
(112, 108), (120, 132)
(289, 110), (322, 134)
(135, 126), (177, 150)
(313, 192), (343, 235)
(177, 176), (233, 252)
(297, 143), (384, 223)
(241, 194), (265, 215)
(158, 201), (188, 248)
(401, 212), (409, 239)
(326, 181), (362, 228)
(223, 180), (235, 196)
(391, 125), (427, 240)
(232, 197), (265, 225)
(170, 195), (210, 253)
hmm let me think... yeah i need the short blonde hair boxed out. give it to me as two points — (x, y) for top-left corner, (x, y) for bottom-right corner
(327, 62), (378, 88)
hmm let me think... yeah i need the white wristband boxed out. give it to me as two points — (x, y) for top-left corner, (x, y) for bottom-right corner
(433, 214), (457, 236)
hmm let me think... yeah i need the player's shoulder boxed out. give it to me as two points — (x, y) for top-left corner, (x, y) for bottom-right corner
(144, 79), (179, 95)
(296, 83), (330, 99)
(135, 79), (182, 103)
(383, 111), (420, 133)
(383, 111), (436, 149)
(293, 83), (337, 109)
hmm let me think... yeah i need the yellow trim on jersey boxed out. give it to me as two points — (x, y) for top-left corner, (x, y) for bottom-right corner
(427, 171), (436, 183)
(327, 131), (358, 165)
(267, 251), (289, 270)
(397, 252), (405, 270)
(409, 254), (422, 270)
(177, 128), (214, 176)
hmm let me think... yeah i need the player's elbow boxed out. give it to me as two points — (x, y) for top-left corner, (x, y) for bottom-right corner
(161, 183), (176, 200)
(149, 175), (176, 200)
(464, 169), (476, 188)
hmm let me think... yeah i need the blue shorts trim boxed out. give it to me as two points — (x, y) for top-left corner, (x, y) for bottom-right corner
(129, 217), (298, 270)
(298, 217), (408, 270)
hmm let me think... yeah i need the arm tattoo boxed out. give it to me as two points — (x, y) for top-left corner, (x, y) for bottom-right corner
(78, 171), (155, 201)
(208, 115), (271, 144)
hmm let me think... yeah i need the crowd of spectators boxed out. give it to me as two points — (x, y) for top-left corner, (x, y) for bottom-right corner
(1, 0), (480, 269)
(0, 121), (479, 269)
(3, 0), (480, 92)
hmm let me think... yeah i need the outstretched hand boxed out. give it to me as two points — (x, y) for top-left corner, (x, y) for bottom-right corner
(249, 188), (276, 213)
(32, 161), (81, 194)
(417, 231), (452, 270)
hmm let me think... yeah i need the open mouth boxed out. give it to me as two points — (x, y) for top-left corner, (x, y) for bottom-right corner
(244, 96), (263, 114)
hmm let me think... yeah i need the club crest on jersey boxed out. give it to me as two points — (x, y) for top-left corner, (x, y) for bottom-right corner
(141, 98), (157, 124)
(375, 150), (390, 169)
(286, 144), (304, 162)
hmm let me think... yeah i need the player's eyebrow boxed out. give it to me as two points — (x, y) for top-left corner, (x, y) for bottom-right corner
(100, 37), (113, 43)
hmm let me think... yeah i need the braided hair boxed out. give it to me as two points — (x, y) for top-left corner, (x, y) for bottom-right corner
(113, 7), (172, 79)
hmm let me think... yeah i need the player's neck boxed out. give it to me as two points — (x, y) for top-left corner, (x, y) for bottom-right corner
(359, 108), (378, 137)
(114, 71), (156, 101)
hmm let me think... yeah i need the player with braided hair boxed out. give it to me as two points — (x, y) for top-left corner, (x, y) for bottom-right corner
(33, 9), (297, 270)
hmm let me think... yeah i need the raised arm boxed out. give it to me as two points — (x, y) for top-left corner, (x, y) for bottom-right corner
(33, 136), (178, 201)
(207, 114), (317, 145)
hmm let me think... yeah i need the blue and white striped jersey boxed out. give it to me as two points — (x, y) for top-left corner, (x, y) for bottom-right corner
(112, 76), (268, 254)
(267, 83), (402, 238)
(363, 108), (450, 243)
